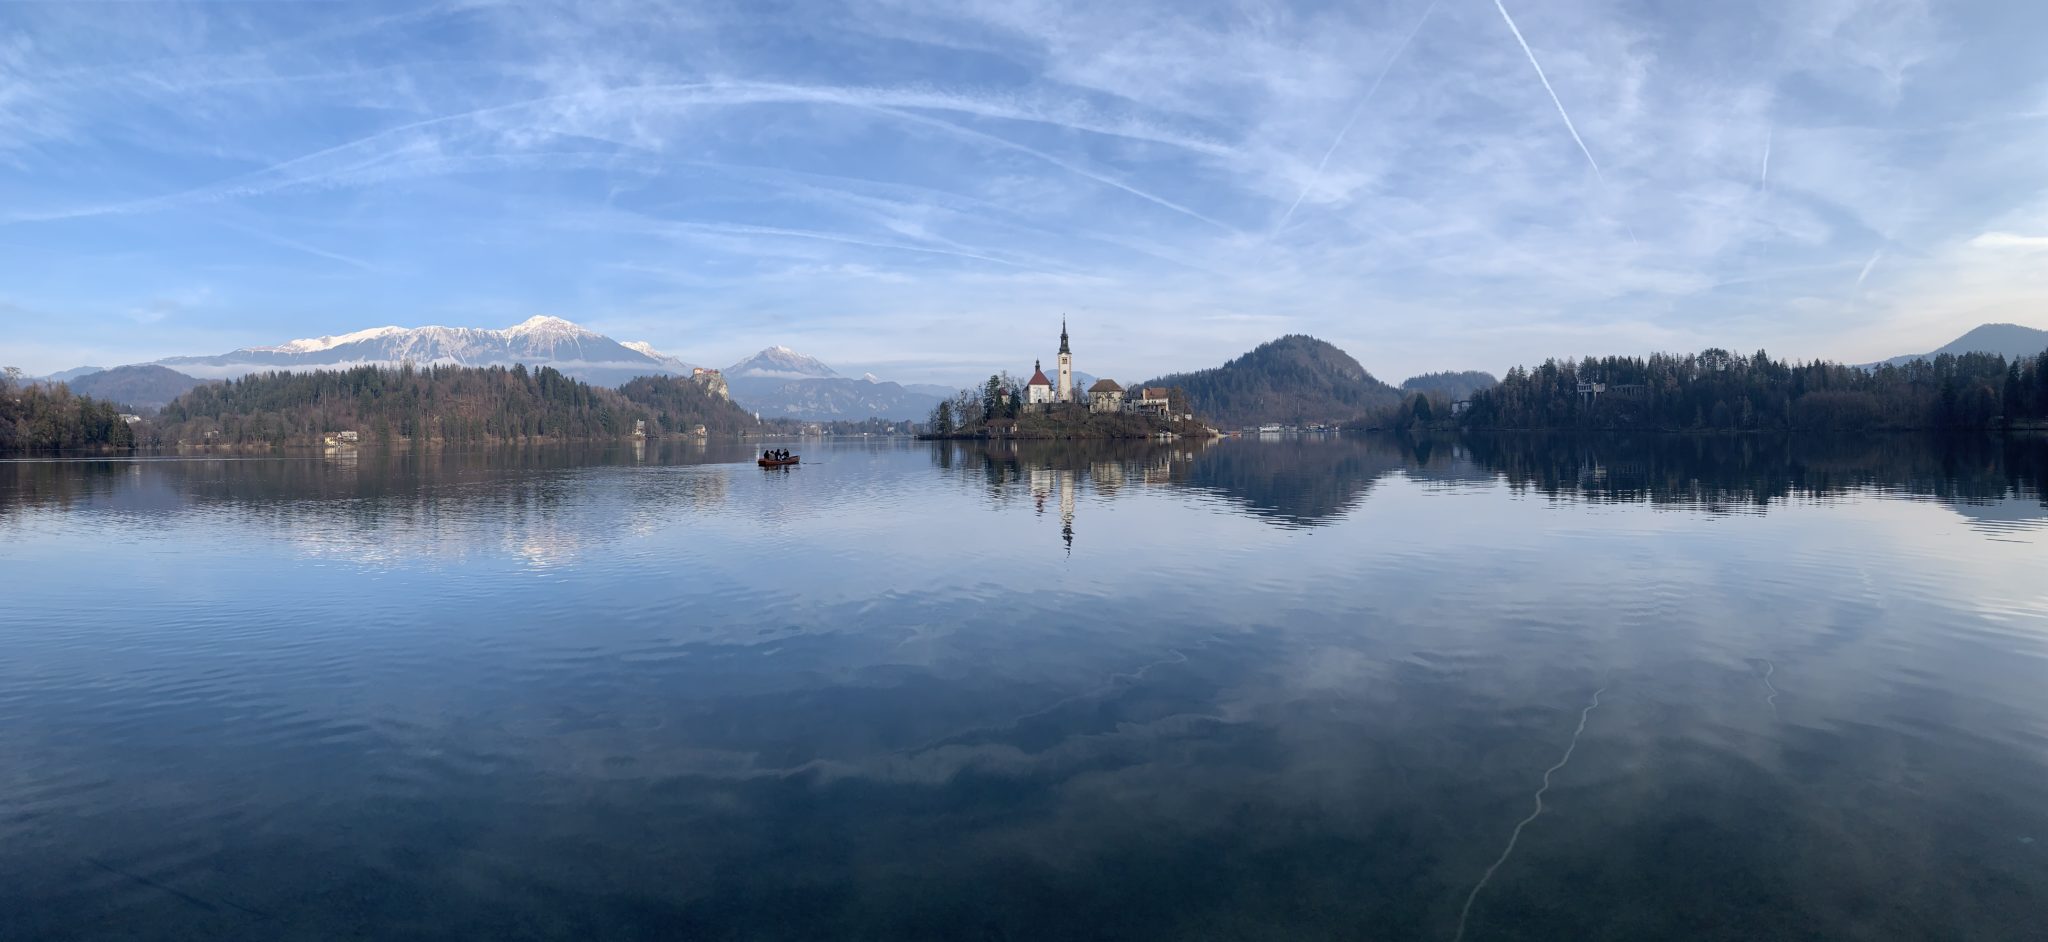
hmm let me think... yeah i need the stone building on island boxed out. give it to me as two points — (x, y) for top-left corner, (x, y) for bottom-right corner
(1087, 379), (1125, 413)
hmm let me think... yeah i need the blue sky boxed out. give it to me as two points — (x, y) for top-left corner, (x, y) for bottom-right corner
(3, 0), (2046, 384)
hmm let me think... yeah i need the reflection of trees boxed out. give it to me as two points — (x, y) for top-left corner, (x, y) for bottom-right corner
(0, 443), (752, 559)
(1458, 433), (2048, 511)
(931, 432), (2048, 529)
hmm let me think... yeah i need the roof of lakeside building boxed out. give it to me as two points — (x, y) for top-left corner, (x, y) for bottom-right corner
(1088, 378), (1123, 393)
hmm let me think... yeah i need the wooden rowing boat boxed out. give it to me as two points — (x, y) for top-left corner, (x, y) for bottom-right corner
(757, 456), (800, 467)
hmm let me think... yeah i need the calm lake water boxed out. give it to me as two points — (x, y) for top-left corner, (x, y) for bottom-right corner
(4, 434), (2046, 940)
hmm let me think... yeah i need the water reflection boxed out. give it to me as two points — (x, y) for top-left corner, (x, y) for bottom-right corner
(2, 435), (2046, 940)
(926, 433), (2048, 533)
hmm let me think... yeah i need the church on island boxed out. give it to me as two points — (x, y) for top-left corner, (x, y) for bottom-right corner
(1023, 319), (1175, 416)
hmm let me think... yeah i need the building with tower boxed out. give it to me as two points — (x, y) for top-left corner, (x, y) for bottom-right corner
(1026, 360), (1055, 406)
(1057, 318), (1074, 403)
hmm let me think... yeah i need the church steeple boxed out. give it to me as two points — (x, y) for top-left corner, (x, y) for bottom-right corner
(1055, 317), (1074, 403)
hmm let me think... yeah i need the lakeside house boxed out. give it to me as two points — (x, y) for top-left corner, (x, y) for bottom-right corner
(1128, 387), (1171, 415)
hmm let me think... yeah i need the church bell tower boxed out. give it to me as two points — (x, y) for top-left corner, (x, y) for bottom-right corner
(1057, 317), (1073, 403)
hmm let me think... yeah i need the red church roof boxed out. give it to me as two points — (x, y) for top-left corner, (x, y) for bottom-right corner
(1027, 365), (1053, 387)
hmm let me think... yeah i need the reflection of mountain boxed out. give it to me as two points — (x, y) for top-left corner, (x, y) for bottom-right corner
(934, 436), (1414, 527)
(1178, 437), (1409, 526)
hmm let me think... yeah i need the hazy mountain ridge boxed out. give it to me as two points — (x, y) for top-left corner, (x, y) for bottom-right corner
(727, 375), (941, 421)
(44, 366), (108, 384)
(1873, 323), (2048, 367)
(1140, 335), (1400, 427)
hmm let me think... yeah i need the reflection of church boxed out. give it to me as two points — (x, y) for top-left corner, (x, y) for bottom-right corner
(1030, 468), (1078, 552)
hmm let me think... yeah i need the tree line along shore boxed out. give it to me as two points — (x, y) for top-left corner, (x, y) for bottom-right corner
(0, 364), (756, 451)
(7, 343), (2048, 452)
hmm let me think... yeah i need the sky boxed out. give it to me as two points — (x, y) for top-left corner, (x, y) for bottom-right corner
(2, 0), (2046, 385)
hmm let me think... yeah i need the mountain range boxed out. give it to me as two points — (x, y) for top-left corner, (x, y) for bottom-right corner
(35, 318), (2047, 425)
(36, 316), (952, 421)
(147, 316), (688, 389)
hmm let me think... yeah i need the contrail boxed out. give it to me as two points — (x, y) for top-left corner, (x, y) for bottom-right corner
(1452, 685), (1608, 942)
(1856, 248), (1884, 286)
(1759, 127), (1772, 192)
(1272, 0), (1440, 235)
(1492, 0), (1603, 180)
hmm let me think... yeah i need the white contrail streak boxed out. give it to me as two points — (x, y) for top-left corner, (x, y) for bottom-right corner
(1492, 0), (1602, 180)
(1856, 248), (1884, 286)
(1453, 685), (1608, 942)
(1271, 0), (1440, 235)
(1759, 127), (1772, 192)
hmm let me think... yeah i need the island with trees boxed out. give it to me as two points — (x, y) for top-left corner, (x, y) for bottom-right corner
(919, 373), (1213, 440)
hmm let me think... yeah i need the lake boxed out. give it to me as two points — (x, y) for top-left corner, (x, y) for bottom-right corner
(4, 434), (2046, 940)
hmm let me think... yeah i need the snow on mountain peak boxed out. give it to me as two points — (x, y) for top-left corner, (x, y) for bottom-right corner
(504, 315), (593, 337)
(621, 341), (662, 357)
(726, 345), (838, 379)
(266, 326), (407, 354)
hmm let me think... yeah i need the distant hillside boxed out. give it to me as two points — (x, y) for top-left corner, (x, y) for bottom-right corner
(153, 364), (757, 447)
(1141, 335), (1399, 428)
(1875, 323), (2048, 367)
(617, 373), (760, 435)
(1401, 370), (1498, 400)
(66, 364), (207, 411)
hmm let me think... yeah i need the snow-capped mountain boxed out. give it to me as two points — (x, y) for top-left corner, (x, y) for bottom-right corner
(151, 316), (689, 387)
(620, 341), (699, 374)
(725, 346), (839, 380)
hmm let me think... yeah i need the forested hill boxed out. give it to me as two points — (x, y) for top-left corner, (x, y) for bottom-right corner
(1401, 370), (1497, 400)
(153, 364), (757, 446)
(1462, 348), (2048, 431)
(66, 364), (208, 410)
(1, 372), (138, 450)
(1141, 335), (1399, 427)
